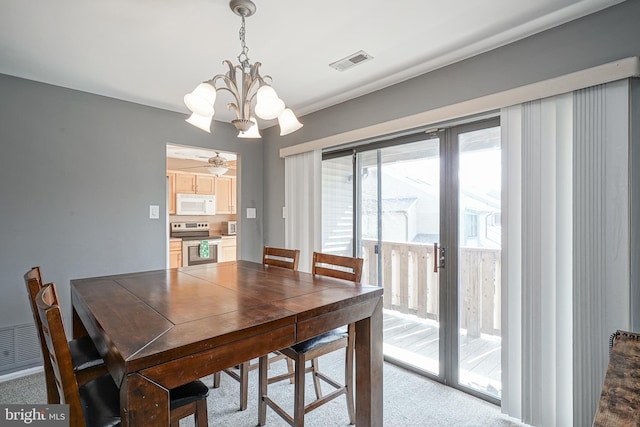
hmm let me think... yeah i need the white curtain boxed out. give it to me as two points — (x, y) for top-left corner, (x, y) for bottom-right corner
(284, 150), (322, 272)
(501, 80), (630, 426)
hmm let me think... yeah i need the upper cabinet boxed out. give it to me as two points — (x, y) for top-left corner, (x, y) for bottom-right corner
(174, 173), (216, 195)
(215, 176), (236, 214)
(196, 175), (215, 195)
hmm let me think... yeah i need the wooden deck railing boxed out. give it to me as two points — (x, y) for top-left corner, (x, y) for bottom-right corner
(361, 239), (501, 338)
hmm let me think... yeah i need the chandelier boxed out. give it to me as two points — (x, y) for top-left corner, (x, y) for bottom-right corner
(184, 0), (303, 138)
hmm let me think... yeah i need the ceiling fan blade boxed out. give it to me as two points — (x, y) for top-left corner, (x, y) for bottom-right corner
(177, 165), (209, 170)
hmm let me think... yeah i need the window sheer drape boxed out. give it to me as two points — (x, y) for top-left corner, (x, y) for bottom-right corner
(501, 80), (630, 426)
(284, 150), (322, 272)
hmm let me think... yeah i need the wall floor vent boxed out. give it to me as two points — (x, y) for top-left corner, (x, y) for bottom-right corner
(0, 323), (41, 375)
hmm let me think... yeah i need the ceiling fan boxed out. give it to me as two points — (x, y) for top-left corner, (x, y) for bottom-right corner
(179, 152), (236, 176)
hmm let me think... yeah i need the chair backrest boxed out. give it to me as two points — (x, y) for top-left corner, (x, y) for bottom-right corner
(263, 246), (301, 270)
(35, 283), (86, 427)
(311, 252), (363, 282)
(24, 267), (61, 404)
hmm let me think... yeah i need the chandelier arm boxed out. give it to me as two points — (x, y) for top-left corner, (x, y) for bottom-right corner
(244, 76), (264, 107)
(211, 75), (240, 100)
(227, 103), (241, 120)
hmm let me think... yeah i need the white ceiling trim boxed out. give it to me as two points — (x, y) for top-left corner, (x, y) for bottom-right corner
(280, 56), (640, 158)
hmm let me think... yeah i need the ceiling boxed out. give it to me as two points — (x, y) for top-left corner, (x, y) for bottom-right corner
(0, 0), (624, 129)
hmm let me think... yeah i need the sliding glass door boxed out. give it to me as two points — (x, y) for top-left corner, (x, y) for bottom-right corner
(321, 118), (501, 402)
(452, 122), (502, 401)
(361, 138), (441, 376)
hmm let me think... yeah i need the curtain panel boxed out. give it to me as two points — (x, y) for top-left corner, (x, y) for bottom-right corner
(501, 80), (630, 426)
(284, 150), (322, 273)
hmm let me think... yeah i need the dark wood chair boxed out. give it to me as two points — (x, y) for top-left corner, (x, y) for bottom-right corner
(35, 283), (210, 427)
(263, 246), (300, 270)
(24, 266), (106, 404)
(258, 252), (363, 426)
(213, 246), (300, 411)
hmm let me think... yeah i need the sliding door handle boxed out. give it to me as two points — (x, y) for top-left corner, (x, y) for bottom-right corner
(433, 243), (445, 273)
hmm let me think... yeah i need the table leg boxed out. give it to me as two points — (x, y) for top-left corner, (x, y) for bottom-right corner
(258, 356), (268, 426)
(355, 296), (383, 427)
(72, 306), (89, 339)
(120, 373), (170, 427)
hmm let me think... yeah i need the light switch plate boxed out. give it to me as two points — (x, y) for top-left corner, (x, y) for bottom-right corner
(149, 205), (160, 219)
(246, 207), (256, 219)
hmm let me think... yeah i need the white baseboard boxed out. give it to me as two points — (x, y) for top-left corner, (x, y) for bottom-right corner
(0, 366), (43, 383)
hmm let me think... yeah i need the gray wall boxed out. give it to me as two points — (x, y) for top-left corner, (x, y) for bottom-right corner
(0, 75), (264, 333)
(262, 0), (640, 248)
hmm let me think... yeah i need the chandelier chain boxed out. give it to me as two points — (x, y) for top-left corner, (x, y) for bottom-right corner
(237, 16), (250, 69)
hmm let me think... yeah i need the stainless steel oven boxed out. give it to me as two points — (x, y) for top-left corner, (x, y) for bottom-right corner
(170, 222), (222, 267)
(181, 239), (221, 267)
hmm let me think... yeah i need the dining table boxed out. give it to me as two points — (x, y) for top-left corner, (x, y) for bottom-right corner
(70, 260), (383, 426)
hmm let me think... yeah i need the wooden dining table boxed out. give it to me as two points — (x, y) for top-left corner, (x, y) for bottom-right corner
(70, 260), (383, 426)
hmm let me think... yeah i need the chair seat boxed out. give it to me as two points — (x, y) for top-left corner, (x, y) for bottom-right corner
(169, 380), (211, 410)
(79, 375), (122, 427)
(290, 329), (347, 354)
(69, 336), (105, 372)
(79, 374), (210, 427)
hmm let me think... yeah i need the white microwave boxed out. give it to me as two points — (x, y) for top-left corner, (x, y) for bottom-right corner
(176, 194), (216, 215)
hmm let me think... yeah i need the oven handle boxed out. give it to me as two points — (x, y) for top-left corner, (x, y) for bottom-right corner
(181, 240), (222, 267)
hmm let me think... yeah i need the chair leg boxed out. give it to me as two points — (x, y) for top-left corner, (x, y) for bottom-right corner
(195, 398), (209, 427)
(311, 357), (323, 400)
(293, 353), (306, 427)
(258, 355), (268, 426)
(212, 371), (221, 388)
(286, 357), (295, 384)
(239, 361), (249, 411)
(345, 325), (355, 425)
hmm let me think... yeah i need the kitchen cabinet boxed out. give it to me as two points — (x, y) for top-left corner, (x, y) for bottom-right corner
(169, 239), (182, 268)
(215, 176), (237, 214)
(175, 173), (196, 194)
(220, 236), (237, 262)
(173, 172), (216, 195)
(196, 175), (215, 194)
(167, 172), (176, 214)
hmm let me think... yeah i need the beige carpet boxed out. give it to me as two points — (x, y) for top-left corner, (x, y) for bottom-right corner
(0, 352), (525, 426)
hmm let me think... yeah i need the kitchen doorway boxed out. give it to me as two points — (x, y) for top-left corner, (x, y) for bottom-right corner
(166, 143), (238, 268)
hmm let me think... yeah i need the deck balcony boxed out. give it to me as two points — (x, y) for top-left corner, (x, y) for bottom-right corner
(360, 239), (502, 397)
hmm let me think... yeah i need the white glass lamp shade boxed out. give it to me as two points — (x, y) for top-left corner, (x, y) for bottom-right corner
(278, 108), (303, 136)
(185, 112), (213, 133)
(238, 117), (262, 139)
(254, 85), (285, 120)
(184, 83), (217, 116)
(207, 166), (229, 176)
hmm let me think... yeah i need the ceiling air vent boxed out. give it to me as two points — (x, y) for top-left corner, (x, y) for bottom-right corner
(329, 50), (374, 72)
